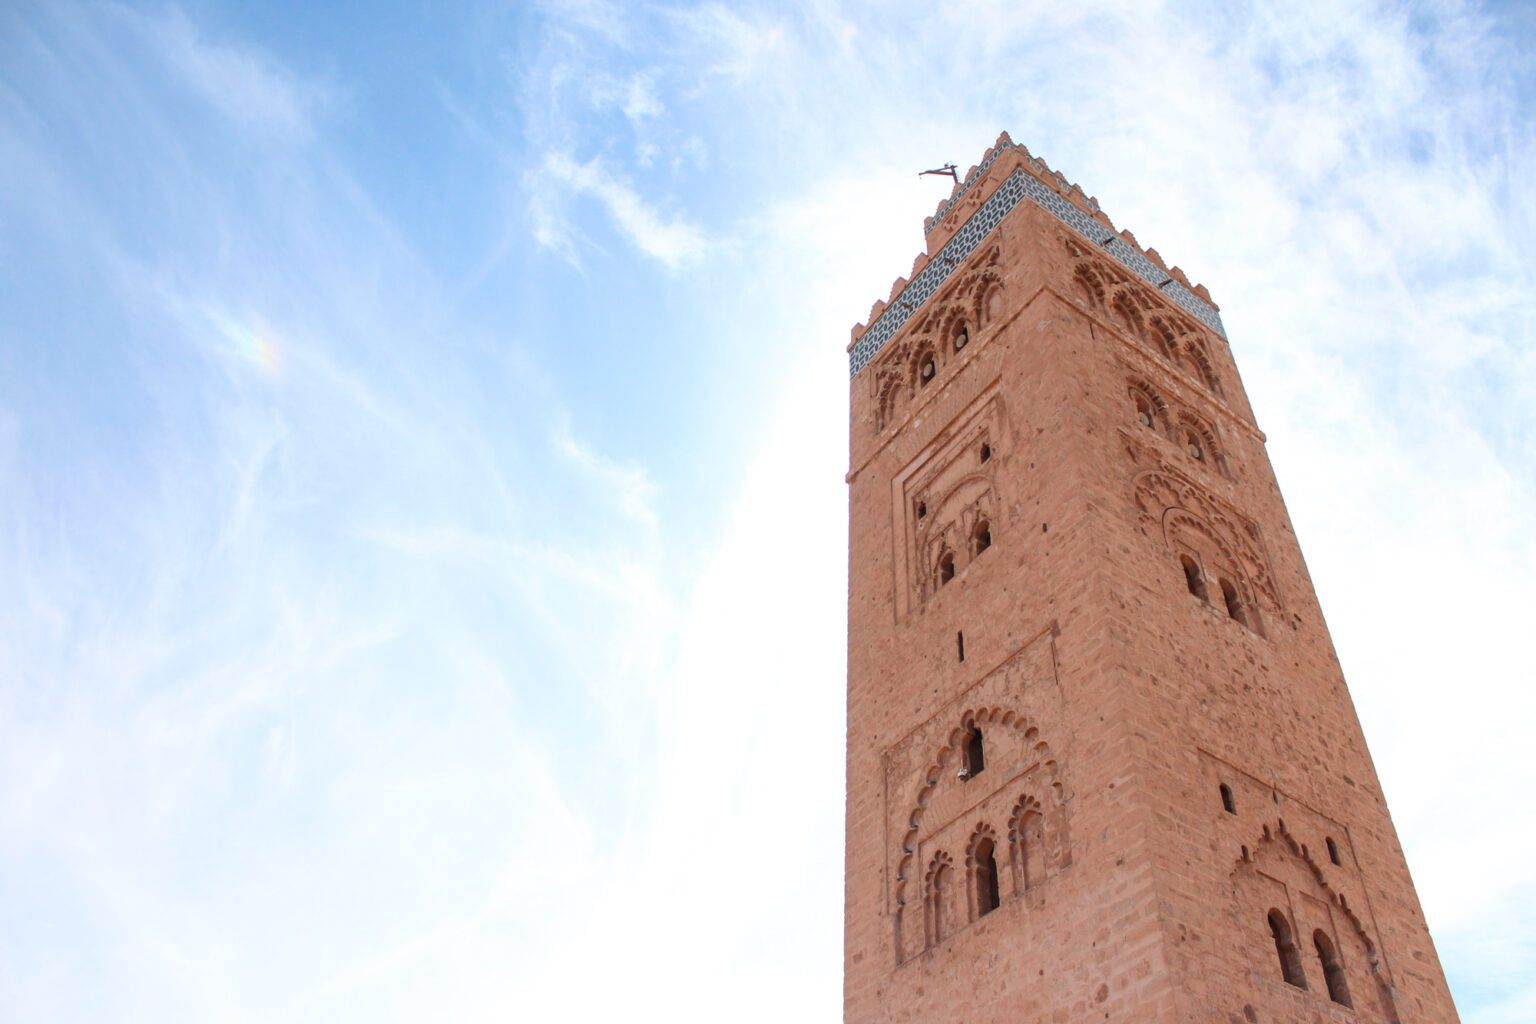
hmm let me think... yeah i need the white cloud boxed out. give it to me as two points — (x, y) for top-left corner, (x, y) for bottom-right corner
(540, 151), (710, 266)
(3, 2), (1532, 1023)
(134, 5), (322, 140)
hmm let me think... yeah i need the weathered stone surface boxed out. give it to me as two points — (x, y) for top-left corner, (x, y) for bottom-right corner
(845, 139), (1458, 1024)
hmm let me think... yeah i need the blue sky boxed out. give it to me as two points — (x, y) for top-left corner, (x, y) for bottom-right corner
(1, 1), (1532, 1021)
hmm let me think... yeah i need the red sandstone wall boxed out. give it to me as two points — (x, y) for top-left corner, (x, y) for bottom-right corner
(845, 158), (1459, 1024)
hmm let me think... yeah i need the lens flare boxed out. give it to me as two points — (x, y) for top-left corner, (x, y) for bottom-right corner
(205, 307), (283, 375)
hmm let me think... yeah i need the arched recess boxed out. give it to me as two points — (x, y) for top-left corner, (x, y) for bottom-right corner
(1131, 467), (1279, 618)
(1109, 289), (1148, 343)
(1072, 263), (1109, 311)
(1145, 314), (1181, 361)
(924, 850), (955, 947)
(965, 824), (1002, 920)
(910, 341), (940, 389)
(1180, 337), (1223, 394)
(1174, 412), (1227, 476)
(1007, 792), (1055, 894)
(939, 308), (972, 356)
(875, 372), (906, 432)
(973, 271), (1005, 328)
(1165, 510), (1264, 635)
(915, 472), (997, 599)
(1128, 380), (1169, 435)
(892, 709), (1068, 962)
(1232, 823), (1400, 1022)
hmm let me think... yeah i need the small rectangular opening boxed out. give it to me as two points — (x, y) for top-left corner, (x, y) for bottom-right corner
(956, 631), (965, 662)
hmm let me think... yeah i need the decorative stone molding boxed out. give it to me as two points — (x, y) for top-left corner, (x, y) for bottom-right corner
(851, 147), (1225, 377)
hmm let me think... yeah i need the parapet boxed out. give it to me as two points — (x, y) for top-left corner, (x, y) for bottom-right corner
(849, 133), (1223, 377)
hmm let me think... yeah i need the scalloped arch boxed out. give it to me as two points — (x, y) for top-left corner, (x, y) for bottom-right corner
(1236, 820), (1400, 1021)
(893, 708), (1059, 909)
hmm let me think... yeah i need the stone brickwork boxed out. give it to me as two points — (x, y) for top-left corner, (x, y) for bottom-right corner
(844, 136), (1459, 1023)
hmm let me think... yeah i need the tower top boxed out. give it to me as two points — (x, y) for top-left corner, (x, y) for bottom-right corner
(848, 132), (1223, 377)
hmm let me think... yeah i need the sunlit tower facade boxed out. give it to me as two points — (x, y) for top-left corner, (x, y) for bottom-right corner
(843, 133), (1458, 1023)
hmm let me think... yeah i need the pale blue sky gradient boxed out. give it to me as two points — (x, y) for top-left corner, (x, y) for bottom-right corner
(2, 2), (1533, 1021)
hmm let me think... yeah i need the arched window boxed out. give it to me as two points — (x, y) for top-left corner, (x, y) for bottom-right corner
(972, 519), (992, 556)
(1220, 782), (1236, 815)
(1314, 929), (1352, 1006)
(979, 442), (991, 463)
(952, 322), (970, 351)
(1219, 578), (1246, 624)
(1268, 909), (1308, 989)
(1181, 554), (1208, 601)
(1184, 429), (1205, 462)
(939, 551), (956, 585)
(972, 836), (1000, 918)
(963, 727), (985, 780)
(1326, 837), (1341, 866)
(925, 853), (954, 946)
(1133, 390), (1158, 431)
(919, 356), (937, 385)
(916, 500), (927, 520)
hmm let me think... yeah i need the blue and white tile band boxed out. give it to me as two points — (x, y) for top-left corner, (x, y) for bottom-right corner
(851, 168), (1225, 378)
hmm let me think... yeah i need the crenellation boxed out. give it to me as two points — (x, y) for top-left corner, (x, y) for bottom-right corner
(847, 133), (1458, 1024)
(862, 137), (1226, 376)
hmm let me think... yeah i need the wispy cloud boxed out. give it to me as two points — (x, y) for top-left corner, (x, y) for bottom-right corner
(538, 152), (710, 267)
(132, 4), (324, 140)
(2, 1), (1531, 1022)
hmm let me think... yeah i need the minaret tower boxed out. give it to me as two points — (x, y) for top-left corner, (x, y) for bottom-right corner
(843, 133), (1458, 1023)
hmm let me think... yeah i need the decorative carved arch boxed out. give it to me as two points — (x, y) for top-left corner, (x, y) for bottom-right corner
(1235, 821), (1400, 1022)
(1164, 509), (1264, 633)
(1006, 792), (1047, 894)
(938, 307), (972, 354)
(1109, 288), (1147, 342)
(1128, 379), (1170, 434)
(1072, 263), (1108, 311)
(915, 472), (996, 597)
(909, 340), (940, 390)
(1174, 411), (1226, 475)
(1131, 468), (1278, 609)
(973, 270), (1005, 327)
(893, 709), (1060, 914)
(923, 850), (955, 948)
(875, 372), (905, 432)
(1145, 314), (1181, 361)
(1180, 336), (1222, 394)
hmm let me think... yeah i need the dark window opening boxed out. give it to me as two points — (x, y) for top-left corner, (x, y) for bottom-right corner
(939, 552), (956, 585)
(974, 838), (1000, 917)
(953, 327), (969, 351)
(1314, 930), (1352, 1007)
(920, 358), (936, 384)
(973, 520), (992, 555)
(1326, 837), (1341, 866)
(1220, 783), (1236, 815)
(957, 631), (965, 662)
(1268, 909), (1308, 989)
(963, 727), (985, 780)
(916, 501), (927, 519)
(1186, 432), (1205, 461)
(1181, 555), (1208, 601)
(1220, 578), (1246, 624)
